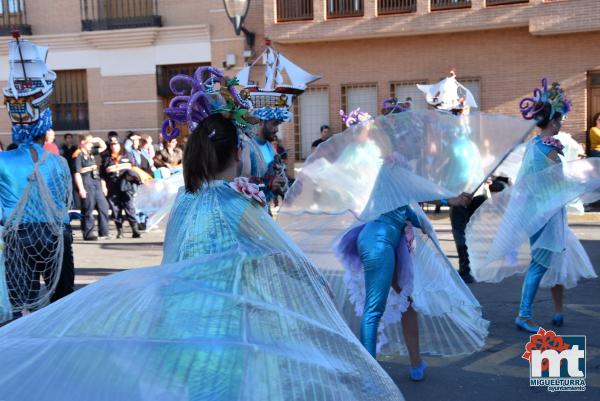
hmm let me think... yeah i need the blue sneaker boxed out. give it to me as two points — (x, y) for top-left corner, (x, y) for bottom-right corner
(552, 314), (564, 327)
(409, 360), (427, 382)
(515, 317), (540, 333)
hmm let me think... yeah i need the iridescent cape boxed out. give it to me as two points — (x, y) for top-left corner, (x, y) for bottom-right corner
(0, 180), (403, 401)
(466, 137), (600, 288)
(279, 110), (534, 356)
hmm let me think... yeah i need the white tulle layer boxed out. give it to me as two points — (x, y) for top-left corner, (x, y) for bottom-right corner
(466, 156), (600, 288)
(284, 110), (534, 218)
(279, 208), (489, 357)
(0, 183), (403, 401)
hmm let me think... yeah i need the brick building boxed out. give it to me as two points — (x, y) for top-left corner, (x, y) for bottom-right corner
(0, 0), (266, 144)
(0, 0), (599, 177)
(266, 0), (600, 168)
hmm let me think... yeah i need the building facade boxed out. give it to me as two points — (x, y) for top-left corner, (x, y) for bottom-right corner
(0, 0), (267, 144)
(265, 0), (600, 168)
(1, 0), (599, 177)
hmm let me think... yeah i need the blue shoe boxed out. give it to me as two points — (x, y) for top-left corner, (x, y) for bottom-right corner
(409, 360), (427, 382)
(515, 317), (540, 333)
(552, 314), (564, 327)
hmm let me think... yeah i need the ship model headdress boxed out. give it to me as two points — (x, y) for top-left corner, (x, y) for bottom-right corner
(236, 44), (320, 122)
(3, 31), (56, 144)
(417, 70), (477, 115)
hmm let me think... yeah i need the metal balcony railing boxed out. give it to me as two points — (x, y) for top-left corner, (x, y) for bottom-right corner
(327, 0), (364, 19)
(80, 0), (161, 31)
(277, 0), (313, 22)
(486, 0), (528, 5)
(378, 0), (416, 15)
(431, 0), (472, 11)
(0, 0), (31, 36)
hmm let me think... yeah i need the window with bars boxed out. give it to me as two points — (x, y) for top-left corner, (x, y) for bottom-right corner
(81, 0), (161, 31)
(391, 80), (428, 110)
(0, 0), (30, 35)
(341, 84), (378, 121)
(51, 70), (89, 131)
(458, 77), (481, 109)
(294, 87), (330, 160)
(327, 0), (364, 19)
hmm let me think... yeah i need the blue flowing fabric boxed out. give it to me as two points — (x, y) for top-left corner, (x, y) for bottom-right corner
(279, 110), (533, 356)
(284, 110), (534, 218)
(466, 135), (600, 288)
(135, 134), (266, 231)
(0, 181), (404, 401)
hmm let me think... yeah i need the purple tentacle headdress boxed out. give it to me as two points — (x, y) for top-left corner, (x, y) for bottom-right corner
(340, 108), (373, 128)
(382, 97), (411, 115)
(161, 67), (252, 141)
(519, 78), (572, 122)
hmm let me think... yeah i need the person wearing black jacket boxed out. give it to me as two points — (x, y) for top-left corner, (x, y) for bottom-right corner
(100, 137), (141, 239)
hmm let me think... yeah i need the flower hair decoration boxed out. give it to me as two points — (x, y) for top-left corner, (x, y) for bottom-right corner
(229, 177), (266, 206)
(519, 78), (572, 122)
(161, 67), (255, 141)
(340, 108), (373, 128)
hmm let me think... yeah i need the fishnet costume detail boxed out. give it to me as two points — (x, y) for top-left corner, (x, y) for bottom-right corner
(2, 152), (72, 315)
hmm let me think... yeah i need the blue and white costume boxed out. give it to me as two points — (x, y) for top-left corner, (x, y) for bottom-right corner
(0, 66), (407, 400)
(0, 34), (72, 322)
(466, 79), (600, 332)
(280, 108), (538, 359)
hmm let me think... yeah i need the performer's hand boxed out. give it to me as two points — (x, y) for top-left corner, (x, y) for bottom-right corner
(448, 192), (472, 207)
(79, 189), (87, 199)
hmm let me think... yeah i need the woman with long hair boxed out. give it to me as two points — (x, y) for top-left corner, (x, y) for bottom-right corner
(0, 68), (404, 401)
(100, 136), (142, 239)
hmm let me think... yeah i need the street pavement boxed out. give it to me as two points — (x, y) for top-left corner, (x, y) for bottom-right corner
(71, 212), (600, 401)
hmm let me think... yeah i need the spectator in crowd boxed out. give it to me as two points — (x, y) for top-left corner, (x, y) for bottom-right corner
(0, 141), (4, 151)
(105, 131), (120, 151)
(100, 136), (142, 239)
(126, 133), (153, 176)
(73, 134), (110, 241)
(123, 131), (136, 153)
(140, 135), (156, 176)
(311, 125), (331, 152)
(154, 137), (183, 176)
(60, 133), (78, 170)
(43, 129), (59, 155)
(588, 112), (600, 157)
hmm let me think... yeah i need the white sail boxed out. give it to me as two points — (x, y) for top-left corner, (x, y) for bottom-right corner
(417, 75), (478, 110)
(236, 66), (251, 87)
(278, 53), (320, 90)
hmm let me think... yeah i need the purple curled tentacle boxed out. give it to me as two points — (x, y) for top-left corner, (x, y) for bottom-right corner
(187, 91), (210, 126)
(383, 99), (394, 108)
(169, 95), (190, 109)
(161, 119), (181, 141)
(169, 75), (195, 96)
(194, 67), (222, 91)
(228, 86), (252, 109)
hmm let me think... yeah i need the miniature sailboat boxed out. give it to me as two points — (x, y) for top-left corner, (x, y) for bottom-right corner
(417, 70), (477, 113)
(236, 45), (320, 109)
(3, 31), (56, 126)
